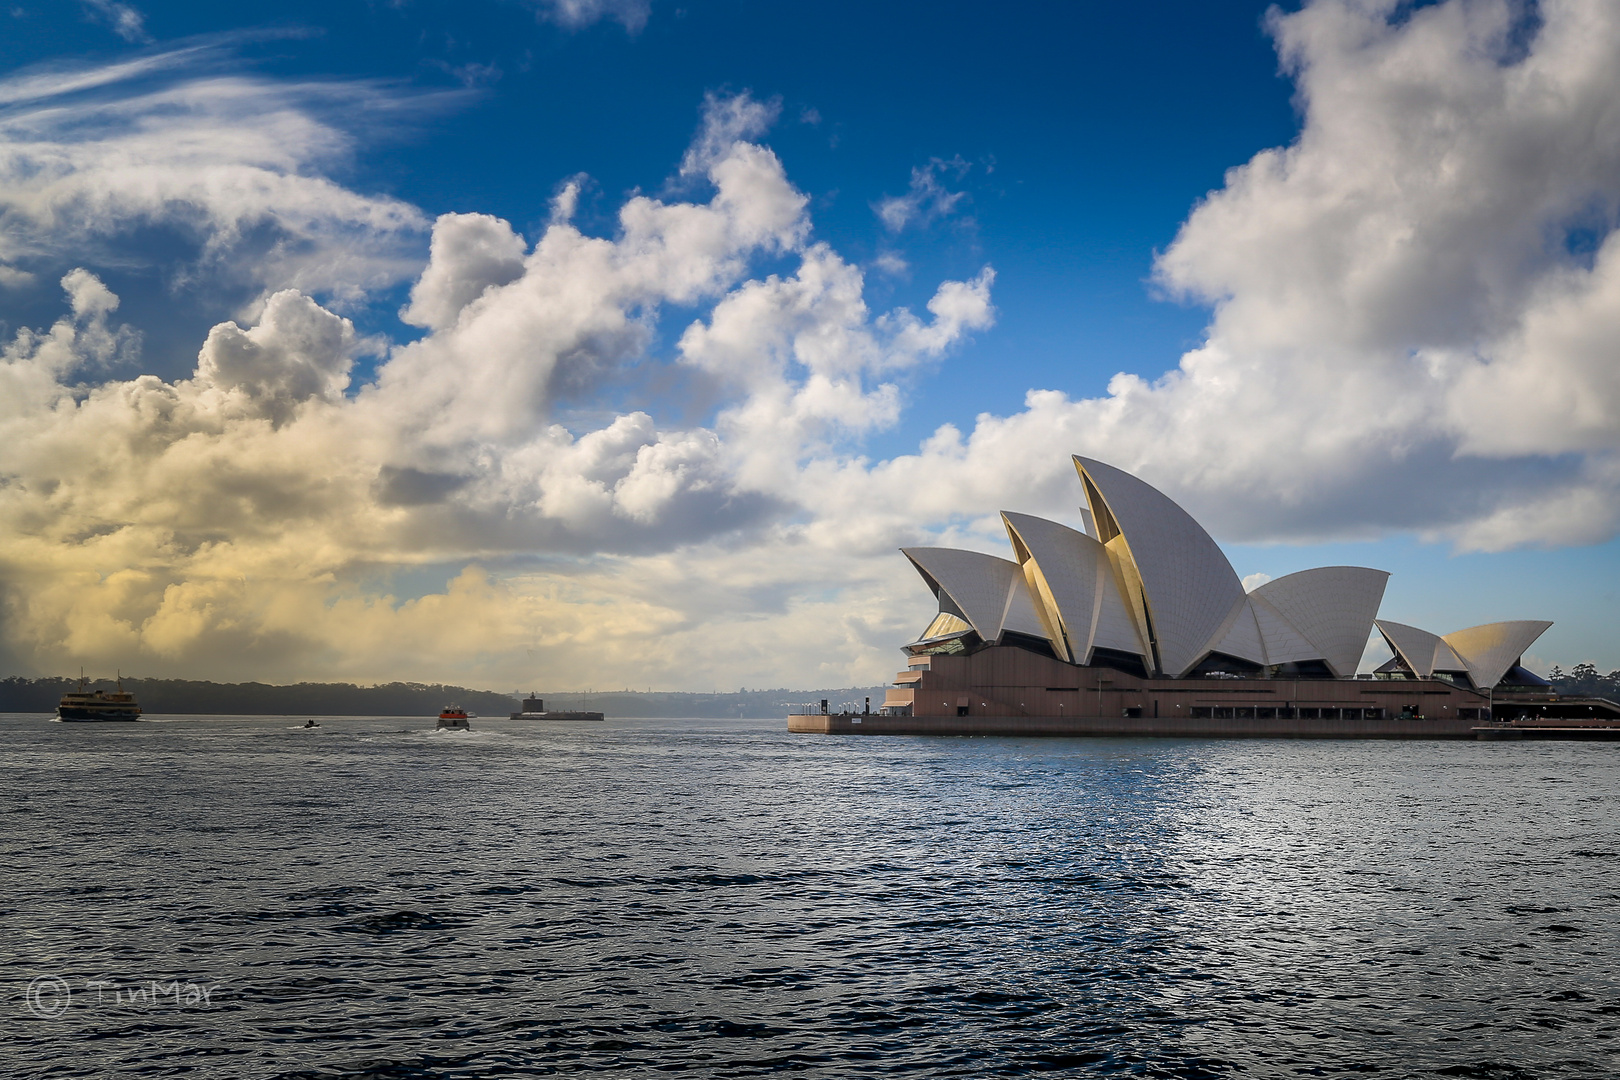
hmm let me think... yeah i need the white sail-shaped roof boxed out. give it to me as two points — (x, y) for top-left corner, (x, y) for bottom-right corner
(902, 547), (1044, 644)
(1376, 620), (1452, 678)
(1002, 511), (1150, 669)
(1252, 567), (1390, 677)
(1209, 601), (1266, 666)
(902, 547), (1020, 640)
(1431, 639), (1468, 673)
(1443, 621), (1553, 690)
(900, 460), (1549, 688)
(1092, 558), (1150, 662)
(1378, 618), (1553, 689)
(1074, 456), (1246, 677)
(1000, 571), (1048, 640)
(1002, 512), (1094, 661)
(1249, 593), (1326, 666)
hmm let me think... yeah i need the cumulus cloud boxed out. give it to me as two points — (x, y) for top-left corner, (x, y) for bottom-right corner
(0, 268), (138, 414)
(61, 266), (119, 320)
(194, 290), (358, 426)
(0, 93), (992, 687)
(839, 0), (1620, 554)
(398, 214), (527, 332)
(369, 94), (811, 450)
(1115, 0), (1620, 548)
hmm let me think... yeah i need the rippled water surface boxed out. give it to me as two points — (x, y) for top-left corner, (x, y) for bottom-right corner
(3, 714), (1618, 1078)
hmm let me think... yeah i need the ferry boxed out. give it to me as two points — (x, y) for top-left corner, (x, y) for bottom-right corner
(57, 673), (142, 722)
(437, 705), (471, 731)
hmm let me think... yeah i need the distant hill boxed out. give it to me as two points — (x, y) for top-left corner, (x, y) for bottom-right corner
(0, 677), (890, 718)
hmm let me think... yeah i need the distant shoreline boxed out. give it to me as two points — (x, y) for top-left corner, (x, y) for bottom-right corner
(0, 676), (888, 719)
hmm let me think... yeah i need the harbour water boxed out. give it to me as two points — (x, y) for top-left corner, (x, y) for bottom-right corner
(3, 714), (1617, 1077)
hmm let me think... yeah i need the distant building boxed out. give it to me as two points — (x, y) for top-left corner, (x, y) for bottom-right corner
(879, 456), (1557, 730)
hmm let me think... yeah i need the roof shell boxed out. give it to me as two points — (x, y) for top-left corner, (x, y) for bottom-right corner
(1443, 620), (1554, 690)
(1003, 513), (1087, 661)
(1375, 620), (1451, 679)
(902, 546), (1045, 645)
(1002, 511), (1148, 668)
(1248, 593), (1325, 666)
(1209, 601), (1266, 666)
(1000, 571), (1049, 640)
(1252, 567), (1390, 677)
(1074, 456), (1246, 677)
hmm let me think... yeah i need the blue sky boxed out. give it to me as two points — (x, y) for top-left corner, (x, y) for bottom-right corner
(2, 0), (1296, 411)
(0, 0), (1615, 687)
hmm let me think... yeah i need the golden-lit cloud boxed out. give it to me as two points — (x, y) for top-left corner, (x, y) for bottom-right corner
(0, 91), (992, 688)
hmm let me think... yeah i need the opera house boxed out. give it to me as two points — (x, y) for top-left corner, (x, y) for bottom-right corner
(794, 456), (1573, 738)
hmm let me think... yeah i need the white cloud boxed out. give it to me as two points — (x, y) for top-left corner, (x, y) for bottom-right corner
(872, 251), (908, 277)
(365, 94), (811, 451)
(80, 0), (149, 43)
(530, 0), (650, 32)
(61, 266), (119, 320)
(0, 268), (135, 415)
(194, 290), (358, 427)
(875, 155), (970, 232)
(1086, 0), (1620, 550)
(0, 50), (441, 305)
(0, 94), (992, 687)
(0, 46), (207, 108)
(398, 214), (527, 332)
(841, 0), (1620, 554)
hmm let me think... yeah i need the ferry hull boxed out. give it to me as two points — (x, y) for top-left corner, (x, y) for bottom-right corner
(509, 710), (604, 721)
(57, 707), (140, 721)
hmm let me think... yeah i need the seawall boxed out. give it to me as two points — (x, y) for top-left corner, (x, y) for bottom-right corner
(788, 712), (1482, 739)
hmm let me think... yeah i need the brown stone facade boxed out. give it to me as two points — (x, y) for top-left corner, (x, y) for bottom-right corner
(879, 644), (1490, 730)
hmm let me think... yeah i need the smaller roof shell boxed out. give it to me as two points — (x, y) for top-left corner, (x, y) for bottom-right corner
(902, 547), (1045, 645)
(902, 548), (1018, 641)
(1375, 620), (1450, 679)
(1443, 621), (1554, 690)
(1252, 567), (1390, 678)
(1248, 593), (1326, 667)
(1003, 512), (1104, 662)
(1209, 601), (1266, 666)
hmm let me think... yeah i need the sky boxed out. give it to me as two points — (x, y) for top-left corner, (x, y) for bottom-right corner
(0, 0), (1616, 691)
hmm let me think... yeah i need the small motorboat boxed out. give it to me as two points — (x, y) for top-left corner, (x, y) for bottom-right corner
(437, 705), (470, 731)
(303, 719), (321, 729)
